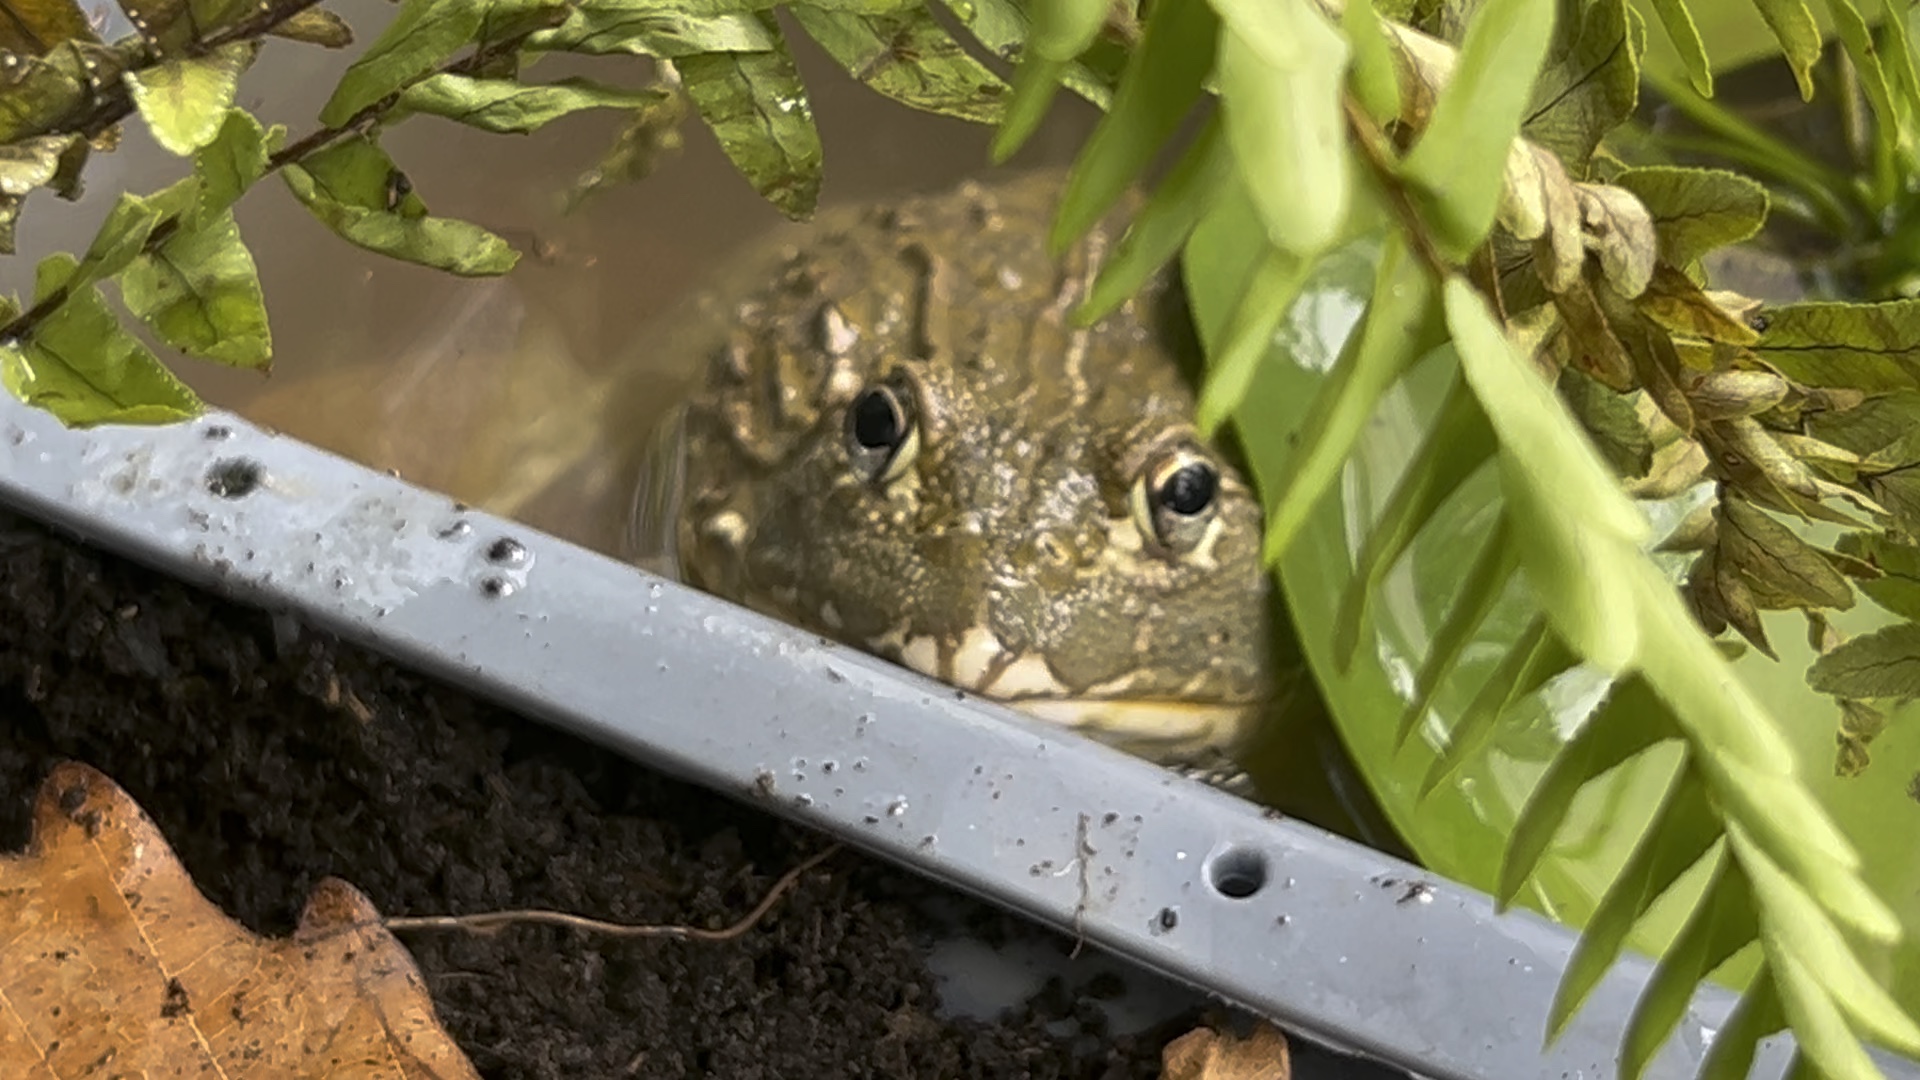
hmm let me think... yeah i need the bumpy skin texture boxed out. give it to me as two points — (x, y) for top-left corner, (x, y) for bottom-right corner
(672, 171), (1275, 760)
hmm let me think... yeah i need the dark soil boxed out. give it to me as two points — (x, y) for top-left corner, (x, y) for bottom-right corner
(0, 509), (1198, 1079)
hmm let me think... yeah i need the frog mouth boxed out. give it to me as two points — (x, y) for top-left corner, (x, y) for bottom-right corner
(1003, 698), (1260, 760)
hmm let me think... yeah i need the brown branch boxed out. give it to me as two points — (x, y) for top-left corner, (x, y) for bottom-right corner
(1341, 95), (1452, 279)
(382, 845), (843, 941)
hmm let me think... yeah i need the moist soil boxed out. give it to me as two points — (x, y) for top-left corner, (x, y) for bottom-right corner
(0, 509), (1199, 1079)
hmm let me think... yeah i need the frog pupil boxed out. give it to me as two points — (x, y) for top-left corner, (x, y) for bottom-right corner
(851, 389), (903, 450)
(1159, 463), (1216, 516)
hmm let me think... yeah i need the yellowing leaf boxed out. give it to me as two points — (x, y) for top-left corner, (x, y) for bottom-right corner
(270, 6), (354, 48)
(1400, 0), (1556, 259)
(123, 42), (256, 156)
(119, 209), (271, 369)
(3, 252), (200, 426)
(0, 761), (481, 1079)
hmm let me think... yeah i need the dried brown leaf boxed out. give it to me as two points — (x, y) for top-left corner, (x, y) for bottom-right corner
(1161, 1020), (1292, 1080)
(0, 761), (481, 1080)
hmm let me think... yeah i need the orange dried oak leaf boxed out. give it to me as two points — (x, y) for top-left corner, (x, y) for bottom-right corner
(0, 761), (480, 1079)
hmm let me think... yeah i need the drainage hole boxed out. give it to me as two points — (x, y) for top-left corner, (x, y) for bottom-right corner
(205, 458), (264, 499)
(1206, 846), (1269, 900)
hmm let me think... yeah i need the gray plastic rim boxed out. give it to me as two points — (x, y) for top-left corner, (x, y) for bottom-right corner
(1, 392), (1913, 1080)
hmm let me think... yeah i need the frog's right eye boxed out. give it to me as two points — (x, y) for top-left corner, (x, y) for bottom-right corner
(845, 378), (919, 483)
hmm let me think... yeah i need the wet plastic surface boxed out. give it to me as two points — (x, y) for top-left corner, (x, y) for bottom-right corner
(3, 393), (1915, 1080)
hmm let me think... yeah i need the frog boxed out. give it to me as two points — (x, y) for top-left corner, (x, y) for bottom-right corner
(633, 170), (1279, 769)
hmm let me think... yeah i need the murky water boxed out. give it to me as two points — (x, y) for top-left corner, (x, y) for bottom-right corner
(4, 1), (1096, 554)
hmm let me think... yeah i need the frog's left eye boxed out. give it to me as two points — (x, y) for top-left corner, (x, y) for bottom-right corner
(844, 376), (920, 483)
(1130, 447), (1219, 555)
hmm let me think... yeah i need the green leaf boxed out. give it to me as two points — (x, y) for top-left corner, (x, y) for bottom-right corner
(1523, 0), (1641, 170)
(394, 74), (667, 133)
(123, 42), (257, 156)
(0, 0), (97, 55)
(789, 4), (1007, 124)
(1333, 372), (1498, 669)
(1213, 0), (1351, 258)
(1400, 0), (1556, 259)
(1765, 949), (1882, 1080)
(71, 193), (164, 292)
(1820, 0), (1899, 151)
(529, 3), (775, 55)
(1342, 0), (1401, 122)
(1718, 497), (1857, 611)
(1558, 367), (1653, 478)
(1620, 851), (1758, 1080)
(1753, 299), (1920, 391)
(1611, 166), (1769, 268)
(1052, 0), (1215, 253)
(1080, 113), (1229, 325)
(119, 209), (271, 368)
(192, 108), (275, 227)
(1747, 0), (1822, 99)
(281, 136), (520, 276)
(1028, 0), (1108, 59)
(1265, 235), (1440, 560)
(1394, 516), (1519, 750)
(1499, 676), (1676, 906)
(3, 252), (201, 426)
(988, 0), (1106, 161)
(1880, 0), (1920, 130)
(1834, 531), (1920, 620)
(938, 0), (1111, 110)
(269, 7), (355, 48)
(1420, 619), (1578, 796)
(1642, 0), (1712, 95)
(1806, 621), (1920, 698)
(1195, 246), (1311, 435)
(1448, 277), (1650, 670)
(1697, 975), (1786, 1080)
(320, 0), (561, 126)
(990, 51), (1066, 163)
(678, 20), (822, 221)
(1550, 766), (1721, 1039)
(1734, 824), (1920, 1056)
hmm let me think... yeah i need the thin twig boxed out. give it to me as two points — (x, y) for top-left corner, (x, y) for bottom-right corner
(382, 845), (843, 941)
(1341, 95), (1451, 278)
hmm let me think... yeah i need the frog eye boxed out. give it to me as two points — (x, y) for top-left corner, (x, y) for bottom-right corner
(1130, 447), (1220, 554)
(845, 378), (920, 483)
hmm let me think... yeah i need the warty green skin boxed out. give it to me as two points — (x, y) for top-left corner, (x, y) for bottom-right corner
(660, 171), (1276, 762)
